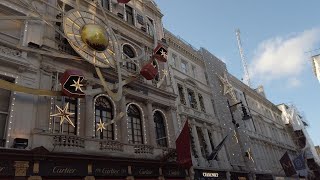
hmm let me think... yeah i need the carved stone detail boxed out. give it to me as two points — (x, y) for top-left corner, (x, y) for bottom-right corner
(14, 161), (29, 177)
(0, 45), (22, 57)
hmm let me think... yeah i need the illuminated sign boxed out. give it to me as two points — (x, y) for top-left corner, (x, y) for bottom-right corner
(202, 172), (219, 177)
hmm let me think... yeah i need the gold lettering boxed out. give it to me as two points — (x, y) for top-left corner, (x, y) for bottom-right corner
(53, 166), (76, 174)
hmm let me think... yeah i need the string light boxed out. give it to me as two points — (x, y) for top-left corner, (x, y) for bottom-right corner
(3, 72), (19, 147)
(77, 98), (81, 136)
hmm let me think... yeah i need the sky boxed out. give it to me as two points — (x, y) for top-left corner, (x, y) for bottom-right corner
(154, 0), (320, 146)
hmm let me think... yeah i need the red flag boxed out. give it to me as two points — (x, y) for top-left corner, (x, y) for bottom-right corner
(175, 120), (192, 168)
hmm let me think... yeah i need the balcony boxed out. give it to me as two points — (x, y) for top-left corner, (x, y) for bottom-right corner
(178, 104), (214, 123)
(32, 132), (173, 160)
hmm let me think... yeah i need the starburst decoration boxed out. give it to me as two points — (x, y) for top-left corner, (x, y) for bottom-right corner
(50, 103), (75, 127)
(217, 72), (237, 102)
(96, 118), (106, 132)
(233, 130), (239, 143)
(160, 49), (168, 59)
(70, 77), (84, 92)
(162, 69), (168, 76)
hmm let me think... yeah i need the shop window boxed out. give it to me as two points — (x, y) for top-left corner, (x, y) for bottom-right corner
(0, 75), (14, 147)
(187, 89), (197, 109)
(153, 111), (167, 147)
(198, 94), (205, 112)
(95, 96), (114, 140)
(53, 97), (78, 135)
(125, 5), (134, 25)
(177, 84), (186, 105)
(127, 104), (143, 144)
(123, 44), (137, 71)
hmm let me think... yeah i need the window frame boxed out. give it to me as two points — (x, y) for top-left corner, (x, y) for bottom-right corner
(153, 110), (167, 147)
(125, 5), (134, 25)
(127, 104), (144, 144)
(94, 95), (114, 140)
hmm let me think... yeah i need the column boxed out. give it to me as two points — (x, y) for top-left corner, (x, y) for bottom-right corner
(190, 119), (204, 164)
(85, 86), (94, 138)
(147, 100), (157, 146)
(169, 106), (179, 141)
(202, 124), (212, 154)
(120, 93), (128, 143)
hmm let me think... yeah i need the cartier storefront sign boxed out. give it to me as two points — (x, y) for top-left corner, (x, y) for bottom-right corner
(93, 165), (128, 177)
(163, 167), (186, 178)
(132, 167), (159, 177)
(39, 161), (87, 176)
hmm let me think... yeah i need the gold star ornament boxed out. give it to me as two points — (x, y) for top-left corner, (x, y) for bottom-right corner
(70, 77), (84, 92)
(217, 72), (237, 102)
(50, 102), (75, 127)
(162, 69), (168, 76)
(96, 118), (106, 132)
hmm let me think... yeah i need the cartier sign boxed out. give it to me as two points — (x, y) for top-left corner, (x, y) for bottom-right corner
(194, 169), (226, 179)
(163, 167), (185, 178)
(39, 162), (87, 176)
(132, 167), (159, 177)
(93, 165), (128, 177)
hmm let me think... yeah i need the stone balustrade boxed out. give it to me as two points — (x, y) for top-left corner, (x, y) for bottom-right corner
(100, 140), (124, 152)
(53, 135), (85, 148)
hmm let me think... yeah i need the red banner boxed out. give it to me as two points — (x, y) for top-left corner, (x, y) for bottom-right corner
(175, 120), (192, 169)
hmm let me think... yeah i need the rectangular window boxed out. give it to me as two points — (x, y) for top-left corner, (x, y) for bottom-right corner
(0, 75), (14, 147)
(204, 72), (210, 85)
(181, 60), (188, 73)
(171, 53), (177, 67)
(187, 89), (197, 109)
(196, 127), (208, 157)
(177, 84), (186, 105)
(136, 14), (144, 25)
(198, 94), (205, 112)
(101, 0), (110, 10)
(191, 65), (196, 78)
(125, 5), (134, 25)
(146, 17), (154, 37)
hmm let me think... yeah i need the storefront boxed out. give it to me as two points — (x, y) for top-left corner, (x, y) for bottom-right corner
(230, 172), (249, 180)
(0, 147), (190, 180)
(194, 169), (227, 180)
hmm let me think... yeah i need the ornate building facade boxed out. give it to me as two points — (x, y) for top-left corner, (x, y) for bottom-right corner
(0, 0), (188, 179)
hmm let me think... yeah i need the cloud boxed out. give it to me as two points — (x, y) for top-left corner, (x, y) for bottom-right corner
(287, 77), (301, 88)
(249, 28), (320, 86)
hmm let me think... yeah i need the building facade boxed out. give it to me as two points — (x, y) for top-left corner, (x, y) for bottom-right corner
(0, 0), (189, 179)
(164, 30), (232, 179)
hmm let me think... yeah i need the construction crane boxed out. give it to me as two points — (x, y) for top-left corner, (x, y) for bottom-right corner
(236, 29), (251, 87)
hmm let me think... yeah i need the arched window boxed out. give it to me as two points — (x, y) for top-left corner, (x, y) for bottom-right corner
(123, 44), (136, 71)
(153, 111), (167, 147)
(95, 96), (114, 140)
(127, 104), (143, 144)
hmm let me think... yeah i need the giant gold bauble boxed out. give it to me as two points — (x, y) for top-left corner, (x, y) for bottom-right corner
(80, 24), (109, 51)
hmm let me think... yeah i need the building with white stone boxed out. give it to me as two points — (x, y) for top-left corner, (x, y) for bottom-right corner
(311, 54), (320, 83)
(0, 0), (189, 179)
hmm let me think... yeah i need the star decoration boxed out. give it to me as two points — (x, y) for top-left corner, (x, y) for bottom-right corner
(162, 69), (168, 76)
(233, 130), (239, 143)
(96, 118), (106, 132)
(217, 72), (237, 102)
(70, 77), (84, 92)
(160, 49), (168, 59)
(245, 148), (254, 162)
(50, 103), (75, 127)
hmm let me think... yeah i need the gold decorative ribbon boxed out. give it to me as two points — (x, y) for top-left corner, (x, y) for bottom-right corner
(0, 79), (62, 96)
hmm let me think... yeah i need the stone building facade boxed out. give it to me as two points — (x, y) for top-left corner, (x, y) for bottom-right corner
(0, 0), (188, 179)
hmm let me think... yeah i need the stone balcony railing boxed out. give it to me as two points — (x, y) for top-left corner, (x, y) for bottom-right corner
(32, 133), (173, 160)
(178, 104), (214, 122)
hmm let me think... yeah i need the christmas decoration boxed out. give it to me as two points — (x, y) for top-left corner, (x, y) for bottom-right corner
(117, 0), (131, 3)
(50, 103), (75, 127)
(60, 69), (85, 98)
(233, 130), (239, 143)
(156, 69), (169, 88)
(80, 24), (109, 51)
(217, 72), (237, 103)
(245, 148), (254, 162)
(153, 43), (168, 62)
(140, 61), (158, 80)
(96, 118), (106, 132)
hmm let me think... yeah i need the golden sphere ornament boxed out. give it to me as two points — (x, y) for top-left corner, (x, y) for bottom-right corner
(80, 24), (109, 51)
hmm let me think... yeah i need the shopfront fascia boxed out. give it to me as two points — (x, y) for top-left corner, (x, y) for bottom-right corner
(0, 148), (190, 180)
(194, 169), (227, 180)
